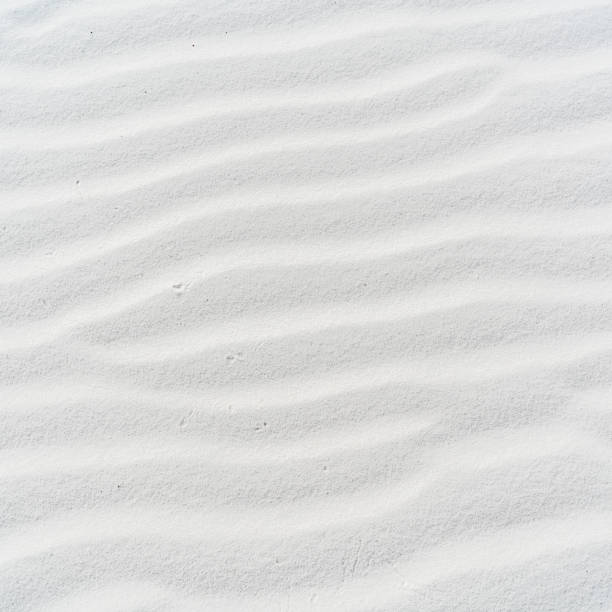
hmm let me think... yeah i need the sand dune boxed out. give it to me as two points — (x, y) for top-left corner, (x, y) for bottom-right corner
(2, 0), (612, 610)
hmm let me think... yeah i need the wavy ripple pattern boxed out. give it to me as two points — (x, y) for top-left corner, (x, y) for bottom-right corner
(1, 1), (612, 610)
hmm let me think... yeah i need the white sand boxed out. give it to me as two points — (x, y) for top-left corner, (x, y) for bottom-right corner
(1, 0), (612, 610)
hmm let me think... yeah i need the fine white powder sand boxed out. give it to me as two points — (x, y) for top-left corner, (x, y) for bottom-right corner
(1, 1), (612, 610)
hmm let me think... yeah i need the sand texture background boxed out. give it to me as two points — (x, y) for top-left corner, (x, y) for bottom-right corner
(2, 0), (612, 610)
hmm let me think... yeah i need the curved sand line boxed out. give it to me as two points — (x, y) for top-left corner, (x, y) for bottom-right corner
(1, 0), (608, 89)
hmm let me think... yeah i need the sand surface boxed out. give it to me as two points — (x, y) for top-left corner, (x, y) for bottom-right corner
(2, 1), (612, 610)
